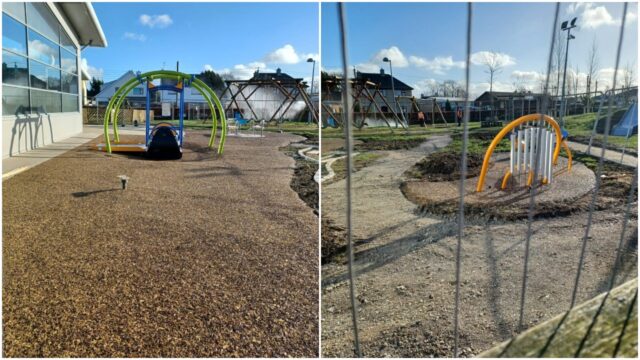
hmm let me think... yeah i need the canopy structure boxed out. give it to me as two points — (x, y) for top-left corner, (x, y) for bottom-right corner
(102, 70), (227, 154)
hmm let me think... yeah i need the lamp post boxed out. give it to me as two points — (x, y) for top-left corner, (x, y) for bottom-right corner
(307, 57), (316, 124)
(383, 57), (406, 127)
(559, 17), (577, 128)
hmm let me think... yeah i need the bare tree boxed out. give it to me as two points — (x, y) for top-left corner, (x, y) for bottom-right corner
(622, 61), (636, 89)
(512, 73), (528, 93)
(477, 51), (508, 117)
(538, 69), (548, 94)
(573, 66), (580, 96)
(552, 29), (566, 116)
(622, 62), (636, 105)
(553, 29), (566, 97)
(585, 37), (599, 112)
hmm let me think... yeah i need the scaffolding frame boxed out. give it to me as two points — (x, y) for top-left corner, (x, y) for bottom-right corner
(220, 78), (318, 124)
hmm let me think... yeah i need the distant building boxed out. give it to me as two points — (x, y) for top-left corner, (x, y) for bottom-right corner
(2, 2), (107, 157)
(355, 69), (413, 114)
(94, 70), (220, 120)
(223, 68), (310, 121)
(474, 91), (543, 114)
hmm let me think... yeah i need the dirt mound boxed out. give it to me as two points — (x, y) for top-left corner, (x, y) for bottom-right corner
(407, 151), (483, 182)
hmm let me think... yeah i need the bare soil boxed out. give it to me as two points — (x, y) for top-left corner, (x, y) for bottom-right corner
(3, 131), (318, 357)
(402, 152), (637, 222)
(355, 138), (426, 151)
(405, 151), (483, 182)
(281, 139), (319, 213)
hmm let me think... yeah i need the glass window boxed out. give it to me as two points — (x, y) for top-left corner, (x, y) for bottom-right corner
(2, 85), (29, 115)
(61, 73), (77, 94)
(29, 60), (60, 91)
(31, 89), (61, 113)
(2, 14), (27, 55)
(132, 87), (143, 95)
(60, 48), (76, 74)
(25, 3), (59, 43)
(60, 31), (76, 54)
(28, 29), (59, 67)
(3, 2), (26, 22)
(62, 94), (78, 112)
(2, 50), (29, 86)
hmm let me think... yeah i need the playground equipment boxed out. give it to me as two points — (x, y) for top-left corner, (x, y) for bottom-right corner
(227, 112), (265, 137)
(611, 101), (638, 136)
(94, 70), (227, 158)
(476, 114), (573, 192)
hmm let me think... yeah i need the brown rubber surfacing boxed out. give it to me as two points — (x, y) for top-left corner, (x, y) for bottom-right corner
(3, 130), (318, 357)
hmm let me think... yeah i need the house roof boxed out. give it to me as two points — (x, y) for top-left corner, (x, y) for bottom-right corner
(56, 3), (107, 47)
(94, 70), (136, 98)
(356, 70), (413, 91)
(248, 68), (302, 84)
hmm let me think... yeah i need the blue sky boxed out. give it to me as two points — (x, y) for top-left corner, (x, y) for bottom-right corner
(322, 2), (638, 97)
(83, 2), (319, 83)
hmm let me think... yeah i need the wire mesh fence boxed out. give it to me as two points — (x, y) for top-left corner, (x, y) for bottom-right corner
(322, 3), (637, 356)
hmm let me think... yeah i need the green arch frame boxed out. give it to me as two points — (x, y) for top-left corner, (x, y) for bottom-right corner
(102, 70), (227, 154)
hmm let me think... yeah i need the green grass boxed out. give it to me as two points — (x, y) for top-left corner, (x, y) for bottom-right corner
(149, 119), (319, 139)
(321, 122), (499, 142)
(563, 111), (637, 150)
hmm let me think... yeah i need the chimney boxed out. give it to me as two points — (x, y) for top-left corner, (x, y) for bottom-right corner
(276, 68), (282, 75)
(380, 68), (385, 75)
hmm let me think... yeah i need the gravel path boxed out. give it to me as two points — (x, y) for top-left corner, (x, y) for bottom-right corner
(566, 140), (638, 167)
(321, 136), (637, 357)
(321, 135), (451, 283)
(3, 131), (318, 357)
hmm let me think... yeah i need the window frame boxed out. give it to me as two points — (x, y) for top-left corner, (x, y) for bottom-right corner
(2, 4), (80, 115)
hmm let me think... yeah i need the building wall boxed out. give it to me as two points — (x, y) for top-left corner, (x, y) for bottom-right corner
(2, 2), (84, 158)
(3, 112), (82, 157)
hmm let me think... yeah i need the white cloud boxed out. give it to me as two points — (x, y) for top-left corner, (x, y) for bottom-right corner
(409, 55), (465, 75)
(321, 67), (343, 75)
(371, 46), (409, 67)
(139, 14), (173, 28)
(355, 62), (382, 73)
(302, 53), (319, 62)
(203, 64), (214, 71)
(264, 44), (300, 64)
(581, 4), (617, 29)
(511, 70), (544, 82)
(28, 39), (57, 66)
(469, 81), (512, 98)
(215, 62), (274, 80)
(566, 3), (635, 29)
(470, 51), (516, 67)
(81, 58), (104, 80)
(411, 78), (438, 96)
(123, 32), (146, 41)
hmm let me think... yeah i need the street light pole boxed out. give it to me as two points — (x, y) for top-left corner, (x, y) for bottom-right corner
(559, 17), (577, 128)
(307, 57), (316, 124)
(383, 57), (406, 128)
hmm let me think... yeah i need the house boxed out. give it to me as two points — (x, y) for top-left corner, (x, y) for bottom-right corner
(355, 69), (413, 114)
(222, 68), (310, 121)
(474, 91), (543, 115)
(94, 70), (149, 107)
(2, 2), (107, 157)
